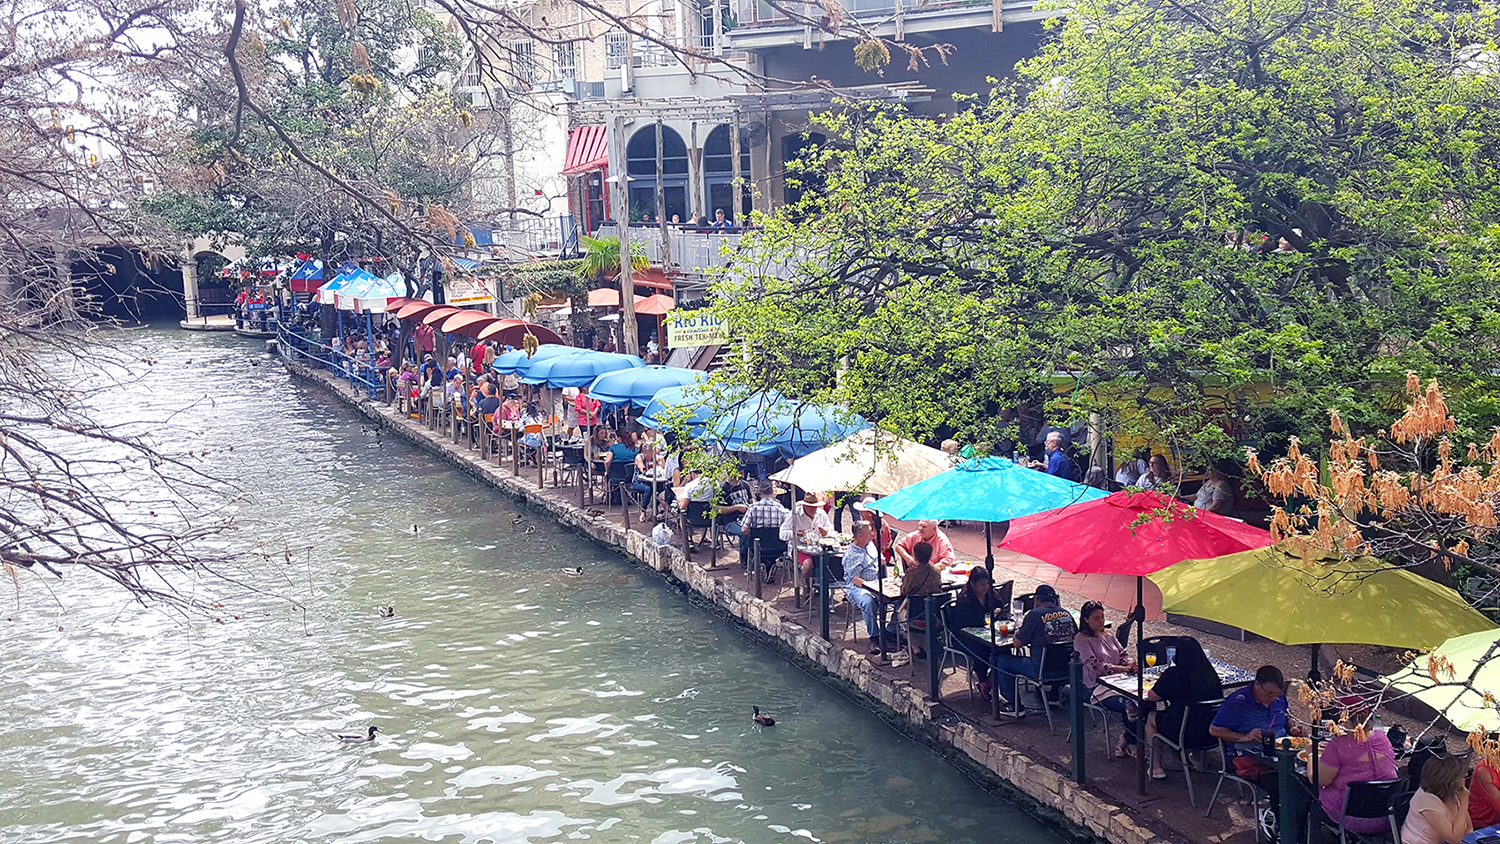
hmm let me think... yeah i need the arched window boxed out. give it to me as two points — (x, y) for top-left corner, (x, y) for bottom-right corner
(703, 124), (752, 221)
(625, 125), (689, 221)
(626, 126), (688, 177)
(703, 124), (751, 174)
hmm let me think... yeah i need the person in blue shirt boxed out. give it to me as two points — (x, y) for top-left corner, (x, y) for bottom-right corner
(1211, 665), (1295, 826)
(1042, 431), (1078, 481)
(709, 208), (733, 230)
(842, 522), (883, 653)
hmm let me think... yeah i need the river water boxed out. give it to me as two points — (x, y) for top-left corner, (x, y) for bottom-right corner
(0, 327), (1064, 844)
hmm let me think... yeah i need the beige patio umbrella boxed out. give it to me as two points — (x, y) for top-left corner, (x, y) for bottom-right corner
(770, 429), (953, 496)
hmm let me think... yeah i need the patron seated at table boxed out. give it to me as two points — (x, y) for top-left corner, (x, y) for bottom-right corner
(632, 443), (668, 514)
(1404, 754), (1474, 844)
(1309, 696), (1398, 836)
(677, 467), (716, 510)
(1143, 638), (1221, 778)
(1209, 665), (1292, 811)
(740, 482), (789, 571)
(1471, 736), (1500, 829)
(894, 520), (955, 572)
(890, 541), (944, 659)
(1074, 601), (1138, 759)
(842, 523), (883, 654)
(781, 492), (833, 586)
(1191, 464), (1235, 515)
(717, 467), (754, 540)
(994, 584), (1077, 713)
(949, 566), (1006, 700)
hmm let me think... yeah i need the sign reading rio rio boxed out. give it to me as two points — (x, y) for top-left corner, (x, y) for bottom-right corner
(666, 311), (727, 349)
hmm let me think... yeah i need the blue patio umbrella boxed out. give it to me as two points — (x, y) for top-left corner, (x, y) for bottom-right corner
(638, 385), (777, 436)
(492, 343), (582, 376)
(709, 398), (869, 459)
(588, 365), (706, 409)
(522, 351), (642, 388)
(866, 456), (1109, 570)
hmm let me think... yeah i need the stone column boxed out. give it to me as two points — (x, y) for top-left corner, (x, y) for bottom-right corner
(182, 256), (201, 321)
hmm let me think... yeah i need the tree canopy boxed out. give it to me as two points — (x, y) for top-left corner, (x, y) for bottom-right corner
(711, 0), (1500, 468)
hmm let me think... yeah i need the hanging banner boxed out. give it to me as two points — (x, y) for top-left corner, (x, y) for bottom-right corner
(665, 310), (727, 348)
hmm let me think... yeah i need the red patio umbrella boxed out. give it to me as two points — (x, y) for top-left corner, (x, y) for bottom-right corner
(394, 301), (444, 321)
(998, 489), (1272, 793)
(634, 293), (674, 315)
(439, 309), (498, 337)
(420, 306), (464, 326)
(586, 288), (648, 309)
(475, 320), (563, 348)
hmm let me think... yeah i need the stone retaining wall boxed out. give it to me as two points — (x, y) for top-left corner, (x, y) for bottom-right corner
(285, 358), (1163, 844)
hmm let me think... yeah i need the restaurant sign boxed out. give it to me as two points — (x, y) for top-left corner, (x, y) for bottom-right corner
(666, 311), (727, 348)
(446, 275), (494, 306)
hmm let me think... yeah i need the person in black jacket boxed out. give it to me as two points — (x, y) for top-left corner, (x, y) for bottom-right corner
(949, 566), (1007, 700)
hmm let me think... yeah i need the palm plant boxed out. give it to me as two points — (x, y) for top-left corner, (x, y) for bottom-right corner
(577, 235), (648, 280)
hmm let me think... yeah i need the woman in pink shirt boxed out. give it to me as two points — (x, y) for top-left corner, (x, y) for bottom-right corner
(574, 386), (601, 432)
(1312, 700), (1398, 834)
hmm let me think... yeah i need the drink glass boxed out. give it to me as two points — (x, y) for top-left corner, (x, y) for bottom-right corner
(1165, 646), (1177, 666)
(1145, 653), (1158, 668)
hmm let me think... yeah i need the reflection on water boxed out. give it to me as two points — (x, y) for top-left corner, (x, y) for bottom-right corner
(0, 327), (1063, 844)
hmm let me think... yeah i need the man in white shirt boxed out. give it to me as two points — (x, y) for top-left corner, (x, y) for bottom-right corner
(781, 491), (832, 584)
(1193, 466), (1235, 514)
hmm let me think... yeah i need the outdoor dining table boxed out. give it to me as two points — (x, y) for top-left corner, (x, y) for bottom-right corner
(636, 466), (673, 521)
(954, 610), (1083, 719)
(1097, 660), (1256, 701)
(804, 539), (849, 638)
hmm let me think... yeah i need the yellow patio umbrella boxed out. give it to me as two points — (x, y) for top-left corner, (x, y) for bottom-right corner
(1147, 543), (1493, 650)
(1382, 629), (1500, 731)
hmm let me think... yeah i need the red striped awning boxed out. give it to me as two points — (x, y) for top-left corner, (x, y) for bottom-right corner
(562, 125), (608, 176)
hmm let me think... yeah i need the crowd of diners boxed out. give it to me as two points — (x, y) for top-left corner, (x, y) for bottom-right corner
(352, 335), (1500, 844)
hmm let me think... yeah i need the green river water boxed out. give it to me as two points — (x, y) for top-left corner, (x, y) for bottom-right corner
(0, 327), (1066, 844)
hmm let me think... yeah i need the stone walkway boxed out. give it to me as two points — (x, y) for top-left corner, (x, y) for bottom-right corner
(285, 361), (1414, 844)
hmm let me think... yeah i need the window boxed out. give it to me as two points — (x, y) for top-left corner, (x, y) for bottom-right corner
(551, 42), (577, 80)
(458, 61), (481, 89)
(605, 32), (629, 70)
(507, 40), (538, 85)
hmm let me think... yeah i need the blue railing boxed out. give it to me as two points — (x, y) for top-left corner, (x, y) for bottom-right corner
(276, 323), (385, 399)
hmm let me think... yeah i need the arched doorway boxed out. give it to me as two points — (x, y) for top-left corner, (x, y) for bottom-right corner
(626, 126), (689, 222)
(703, 124), (752, 223)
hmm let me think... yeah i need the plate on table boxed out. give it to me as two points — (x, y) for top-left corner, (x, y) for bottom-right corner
(1297, 749), (1312, 764)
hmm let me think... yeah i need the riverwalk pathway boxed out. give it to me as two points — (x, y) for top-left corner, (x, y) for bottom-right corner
(284, 355), (1309, 844)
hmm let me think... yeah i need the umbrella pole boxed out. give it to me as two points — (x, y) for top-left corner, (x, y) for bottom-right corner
(1310, 643), (1321, 787)
(1137, 573), (1147, 796)
(984, 522), (994, 573)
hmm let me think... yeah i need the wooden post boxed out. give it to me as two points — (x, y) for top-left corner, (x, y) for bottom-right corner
(730, 112), (743, 223)
(680, 507), (691, 562)
(613, 114), (641, 357)
(656, 117), (669, 280)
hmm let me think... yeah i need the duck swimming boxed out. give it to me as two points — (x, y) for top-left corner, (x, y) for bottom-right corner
(338, 726), (381, 743)
(752, 706), (775, 727)
(561, 567), (583, 577)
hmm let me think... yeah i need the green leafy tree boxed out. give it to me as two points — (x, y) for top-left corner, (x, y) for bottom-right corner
(712, 0), (1500, 471)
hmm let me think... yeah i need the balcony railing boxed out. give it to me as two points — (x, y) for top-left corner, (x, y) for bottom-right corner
(595, 223), (794, 280)
(730, 0), (1021, 27)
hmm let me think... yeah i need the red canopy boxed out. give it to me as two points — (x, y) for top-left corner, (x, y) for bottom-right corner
(562, 125), (608, 176)
(439, 310), (498, 337)
(635, 293), (675, 315)
(420, 306), (464, 326)
(475, 320), (563, 347)
(394, 301), (444, 321)
(999, 490), (1272, 577)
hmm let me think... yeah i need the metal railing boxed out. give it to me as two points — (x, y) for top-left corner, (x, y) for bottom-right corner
(731, 0), (1009, 26)
(594, 224), (795, 279)
(276, 323), (385, 399)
